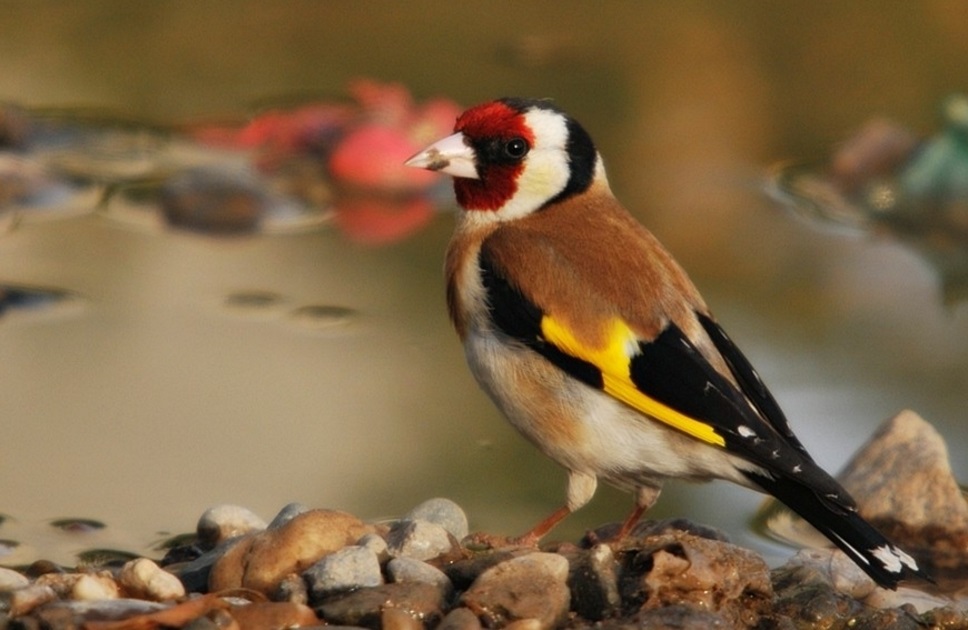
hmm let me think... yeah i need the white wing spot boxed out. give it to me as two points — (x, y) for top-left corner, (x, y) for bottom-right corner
(792, 464), (802, 473)
(871, 545), (905, 574)
(737, 425), (756, 438)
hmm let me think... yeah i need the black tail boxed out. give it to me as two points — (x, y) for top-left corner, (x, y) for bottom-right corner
(744, 469), (928, 589)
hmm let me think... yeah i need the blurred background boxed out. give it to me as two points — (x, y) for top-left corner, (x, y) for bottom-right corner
(0, 1), (965, 564)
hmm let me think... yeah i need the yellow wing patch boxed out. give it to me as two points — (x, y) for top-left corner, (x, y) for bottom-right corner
(540, 315), (726, 447)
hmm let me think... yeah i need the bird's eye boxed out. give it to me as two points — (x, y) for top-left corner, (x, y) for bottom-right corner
(504, 137), (529, 159)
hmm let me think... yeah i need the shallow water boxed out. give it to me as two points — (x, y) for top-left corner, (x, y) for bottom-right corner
(1, 2), (966, 565)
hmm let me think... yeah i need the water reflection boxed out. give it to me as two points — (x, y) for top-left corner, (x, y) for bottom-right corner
(770, 94), (968, 304)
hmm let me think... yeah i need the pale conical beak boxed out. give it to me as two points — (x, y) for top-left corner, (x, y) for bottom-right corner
(404, 132), (480, 180)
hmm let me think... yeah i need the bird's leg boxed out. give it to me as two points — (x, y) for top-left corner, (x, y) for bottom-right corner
(615, 485), (662, 540)
(513, 470), (598, 546)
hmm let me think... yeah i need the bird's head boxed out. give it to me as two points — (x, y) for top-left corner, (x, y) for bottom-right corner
(406, 98), (606, 221)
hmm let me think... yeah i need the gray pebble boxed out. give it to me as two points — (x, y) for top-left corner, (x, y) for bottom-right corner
(405, 498), (469, 540)
(171, 538), (238, 593)
(303, 546), (383, 600)
(386, 557), (453, 597)
(268, 502), (310, 529)
(356, 532), (390, 562)
(386, 519), (453, 561)
(196, 505), (267, 546)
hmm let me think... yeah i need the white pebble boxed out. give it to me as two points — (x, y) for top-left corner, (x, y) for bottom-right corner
(119, 558), (186, 601)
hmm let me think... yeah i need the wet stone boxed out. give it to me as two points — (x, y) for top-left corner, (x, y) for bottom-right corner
(405, 498), (469, 541)
(315, 582), (446, 629)
(386, 519), (453, 562)
(443, 549), (531, 591)
(776, 548), (876, 600)
(562, 544), (620, 621)
(228, 601), (320, 629)
(460, 552), (570, 630)
(196, 504), (267, 547)
(386, 557), (453, 597)
(617, 532), (772, 627)
(303, 545), (383, 601)
(610, 604), (737, 630)
(381, 606), (424, 630)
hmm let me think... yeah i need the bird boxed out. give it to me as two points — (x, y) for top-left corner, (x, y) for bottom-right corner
(404, 97), (927, 589)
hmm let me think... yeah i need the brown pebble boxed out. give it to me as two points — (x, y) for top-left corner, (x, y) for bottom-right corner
(209, 509), (373, 594)
(229, 601), (319, 629)
(437, 607), (483, 630)
(381, 606), (423, 630)
(460, 552), (570, 630)
(316, 582), (446, 628)
(6, 584), (57, 616)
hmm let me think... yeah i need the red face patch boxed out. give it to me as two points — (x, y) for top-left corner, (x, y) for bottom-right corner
(455, 101), (535, 145)
(451, 101), (535, 212)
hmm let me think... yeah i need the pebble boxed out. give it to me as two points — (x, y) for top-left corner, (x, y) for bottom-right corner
(228, 601), (319, 629)
(268, 502), (310, 529)
(303, 545), (383, 601)
(357, 532), (390, 562)
(386, 519), (453, 562)
(437, 607), (483, 630)
(386, 557), (453, 597)
(209, 508), (373, 594)
(119, 558), (186, 601)
(5, 583), (57, 616)
(316, 582), (446, 628)
(381, 605), (425, 630)
(405, 497), (469, 540)
(460, 552), (570, 630)
(0, 566), (30, 591)
(70, 573), (120, 601)
(196, 504), (267, 547)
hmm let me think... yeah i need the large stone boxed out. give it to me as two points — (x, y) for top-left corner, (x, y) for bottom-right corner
(209, 508), (373, 593)
(460, 552), (570, 630)
(838, 410), (968, 531)
(618, 532), (772, 627)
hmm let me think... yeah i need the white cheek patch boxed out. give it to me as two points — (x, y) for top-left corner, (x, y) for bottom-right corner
(492, 107), (572, 222)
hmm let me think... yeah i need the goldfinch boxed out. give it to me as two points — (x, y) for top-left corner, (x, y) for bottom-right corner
(405, 97), (926, 589)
